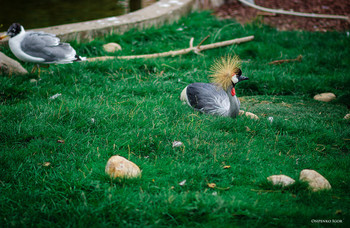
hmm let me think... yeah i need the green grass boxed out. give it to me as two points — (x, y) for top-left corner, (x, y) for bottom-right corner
(1, 11), (349, 227)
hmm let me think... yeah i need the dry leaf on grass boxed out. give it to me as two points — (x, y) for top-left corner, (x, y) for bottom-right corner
(208, 183), (216, 188)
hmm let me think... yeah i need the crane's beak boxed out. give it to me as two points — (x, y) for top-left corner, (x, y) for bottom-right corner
(238, 75), (249, 82)
(0, 34), (9, 40)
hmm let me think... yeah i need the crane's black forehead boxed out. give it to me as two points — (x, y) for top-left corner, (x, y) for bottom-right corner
(236, 68), (242, 76)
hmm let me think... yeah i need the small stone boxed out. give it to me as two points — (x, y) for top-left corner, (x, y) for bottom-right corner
(0, 51), (28, 75)
(105, 155), (141, 179)
(299, 169), (331, 192)
(103, 43), (122, 53)
(313, 93), (336, 102)
(239, 111), (259, 120)
(267, 175), (295, 187)
(30, 79), (37, 83)
(344, 114), (350, 120)
(172, 141), (183, 147)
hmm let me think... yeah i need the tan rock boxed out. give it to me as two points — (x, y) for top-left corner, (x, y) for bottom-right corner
(267, 175), (295, 187)
(299, 169), (331, 192)
(344, 114), (350, 120)
(0, 52), (28, 75)
(313, 93), (336, 102)
(239, 110), (259, 120)
(105, 155), (141, 179)
(103, 43), (122, 53)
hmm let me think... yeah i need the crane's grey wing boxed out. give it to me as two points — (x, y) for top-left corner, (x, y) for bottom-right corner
(186, 83), (230, 116)
(20, 32), (76, 63)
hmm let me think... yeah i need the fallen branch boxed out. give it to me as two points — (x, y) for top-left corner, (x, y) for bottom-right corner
(269, 55), (302, 65)
(87, 35), (254, 61)
(238, 0), (349, 21)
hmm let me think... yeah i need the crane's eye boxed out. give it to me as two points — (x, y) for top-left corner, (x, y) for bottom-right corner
(236, 69), (242, 76)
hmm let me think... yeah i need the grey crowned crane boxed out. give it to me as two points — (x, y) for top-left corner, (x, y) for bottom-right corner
(180, 55), (248, 118)
(0, 23), (85, 74)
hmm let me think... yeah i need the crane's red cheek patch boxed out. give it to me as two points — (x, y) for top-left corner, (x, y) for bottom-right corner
(231, 87), (236, 96)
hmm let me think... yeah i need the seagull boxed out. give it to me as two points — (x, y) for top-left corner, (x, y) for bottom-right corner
(0, 23), (85, 74)
(180, 55), (248, 118)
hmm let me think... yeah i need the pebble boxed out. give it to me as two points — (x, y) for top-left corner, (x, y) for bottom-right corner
(267, 174), (295, 187)
(103, 43), (122, 53)
(299, 169), (331, 192)
(105, 155), (141, 179)
(313, 93), (336, 102)
(344, 114), (350, 119)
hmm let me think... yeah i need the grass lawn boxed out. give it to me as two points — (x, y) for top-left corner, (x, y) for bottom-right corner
(0, 11), (349, 227)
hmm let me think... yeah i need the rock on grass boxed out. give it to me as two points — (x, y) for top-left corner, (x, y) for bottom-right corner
(299, 169), (331, 192)
(103, 43), (122, 53)
(313, 93), (336, 102)
(267, 175), (295, 187)
(105, 155), (141, 179)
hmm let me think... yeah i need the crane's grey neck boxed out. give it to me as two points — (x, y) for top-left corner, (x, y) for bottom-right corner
(226, 84), (240, 118)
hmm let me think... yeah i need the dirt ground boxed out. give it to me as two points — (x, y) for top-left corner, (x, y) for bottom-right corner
(214, 0), (350, 31)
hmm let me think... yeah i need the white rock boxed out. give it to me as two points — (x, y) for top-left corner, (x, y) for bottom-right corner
(267, 175), (295, 187)
(299, 169), (331, 192)
(105, 155), (141, 179)
(344, 114), (350, 120)
(239, 110), (259, 120)
(313, 93), (336, 102)
(103, 43), (122, 53)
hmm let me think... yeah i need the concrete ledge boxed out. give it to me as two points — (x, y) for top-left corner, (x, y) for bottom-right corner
(1, 0), (194, 44)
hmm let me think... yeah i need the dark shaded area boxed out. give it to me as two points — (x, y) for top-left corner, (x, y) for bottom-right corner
(0, 0), (126, 29)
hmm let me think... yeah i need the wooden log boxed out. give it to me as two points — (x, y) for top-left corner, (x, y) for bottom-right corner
(87, 35), (254, 61)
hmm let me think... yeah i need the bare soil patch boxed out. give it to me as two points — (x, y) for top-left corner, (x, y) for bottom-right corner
(214, 0), (350, 31)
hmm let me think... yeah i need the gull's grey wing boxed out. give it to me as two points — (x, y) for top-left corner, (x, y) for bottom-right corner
(20, 32), (76, 63)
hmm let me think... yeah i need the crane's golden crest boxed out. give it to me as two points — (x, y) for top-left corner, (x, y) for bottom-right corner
(209, 55), (242, 90)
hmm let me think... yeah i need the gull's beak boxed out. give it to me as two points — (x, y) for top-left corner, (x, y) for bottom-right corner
(0, 34), (9, 40)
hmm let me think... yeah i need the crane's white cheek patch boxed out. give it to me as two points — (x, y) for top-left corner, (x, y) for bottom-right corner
(232, 75), (239, 84)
